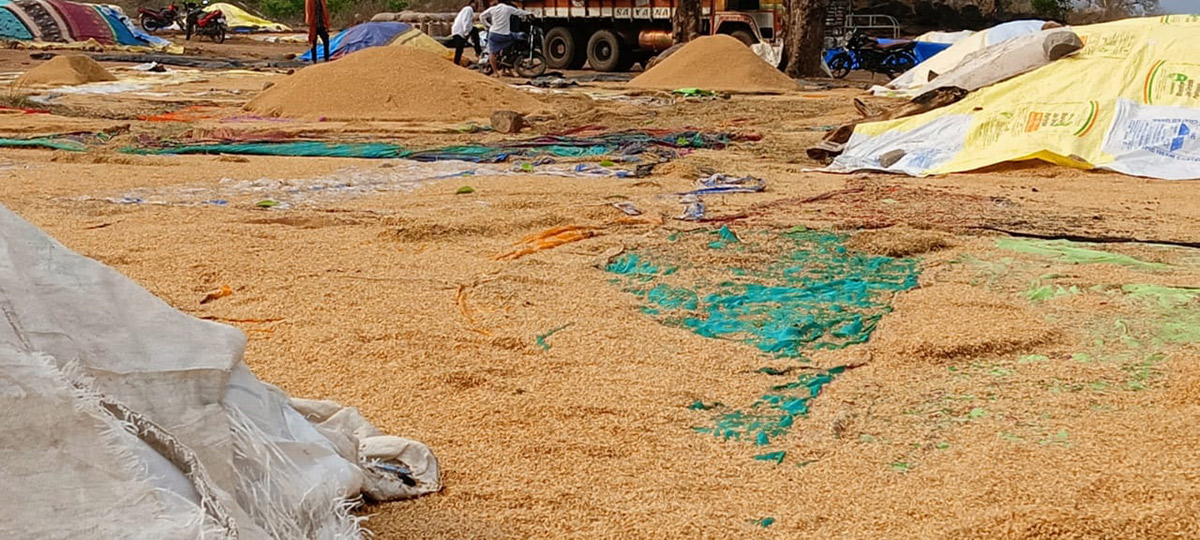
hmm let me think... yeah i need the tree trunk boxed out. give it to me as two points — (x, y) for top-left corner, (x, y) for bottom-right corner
(779, 0), (827, 78)
(672, 0), (702, 44)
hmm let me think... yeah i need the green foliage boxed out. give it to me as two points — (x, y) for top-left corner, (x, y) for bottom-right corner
(259, 0), (353, 22)
(1031, 0), (1069, 18)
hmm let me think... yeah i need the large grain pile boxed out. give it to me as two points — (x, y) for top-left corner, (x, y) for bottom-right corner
(15, 55), (116, 86)
(245, 47), (543, 122)
(629, 35), (797, 94)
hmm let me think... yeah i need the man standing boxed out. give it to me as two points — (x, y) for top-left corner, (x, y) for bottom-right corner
(448, 0), (482, 66)
(479, 0), (530, 76)
(306, 0), (330, 63)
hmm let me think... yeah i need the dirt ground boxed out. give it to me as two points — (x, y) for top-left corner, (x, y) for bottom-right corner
(2, 38), (1198, 539)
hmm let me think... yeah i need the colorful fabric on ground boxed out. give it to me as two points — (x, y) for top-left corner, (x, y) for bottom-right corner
(0, 0), (176, 51)
(831, 17), (1200, 180)
(0, 136), (87, 151)
(132, 141), (404, 159)
(48, 0), (108, 43)
(0, 7), (31, 39)
(129, 130), (747, 162)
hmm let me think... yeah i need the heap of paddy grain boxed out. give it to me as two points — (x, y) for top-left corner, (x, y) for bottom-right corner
(245, 47), (543, 122)
(870, 283), (1058, 363)
(15, 55), (116, 86)
(629, 35), (797, 94)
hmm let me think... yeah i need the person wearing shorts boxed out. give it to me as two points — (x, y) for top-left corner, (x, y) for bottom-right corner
(479, 0), (529, 75)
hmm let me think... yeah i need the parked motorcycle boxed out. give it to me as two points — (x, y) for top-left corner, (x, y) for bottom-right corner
(184, 1), (226, 43)
(826, 31), (918, 79)
(479, 17), (547, 78)
(137, 3), (182, 33)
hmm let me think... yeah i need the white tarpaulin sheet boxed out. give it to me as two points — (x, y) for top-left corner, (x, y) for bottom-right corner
(0, 203), (438, 539)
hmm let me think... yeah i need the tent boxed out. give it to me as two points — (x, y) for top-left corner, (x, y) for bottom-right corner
(0, 0), (176, 52)
(827, 17), (1200, 181)
(300, 21), (452, 62)
(0, 202), (439, 538)
(209, 2), (290, 32)
(874, 19), (1049, 97)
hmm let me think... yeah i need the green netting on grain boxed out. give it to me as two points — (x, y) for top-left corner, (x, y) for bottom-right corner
(996, 238), (1166, 269)
(696, 367), (846, 444)
(1121, 284), (1200, 344)
(0, 137), (88, 152)
(606, 229), (921, 448)
(606, 229), (920, 357)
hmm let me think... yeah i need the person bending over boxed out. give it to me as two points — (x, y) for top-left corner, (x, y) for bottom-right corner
(448, 0), (482, 66)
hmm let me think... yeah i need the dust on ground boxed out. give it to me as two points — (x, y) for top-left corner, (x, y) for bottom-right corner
(1, 37), (1198, 539)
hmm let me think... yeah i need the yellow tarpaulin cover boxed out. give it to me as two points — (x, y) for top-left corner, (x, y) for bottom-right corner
(208, 3), (291, 32)
(390, 28), (454, 61)
(830, 16), (1200, 180)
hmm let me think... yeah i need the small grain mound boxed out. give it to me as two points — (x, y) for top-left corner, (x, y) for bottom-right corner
(847, 226), (955, 257)
(15, 55), (116, 86)
(629, 35), (797, 94)
(1163, 360), (1200, 407)
(245, 46), (543, 122)
(871, 284), (1057, 363)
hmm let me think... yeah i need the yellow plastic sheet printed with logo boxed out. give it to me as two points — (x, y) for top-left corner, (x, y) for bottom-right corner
(829, 16), (1200, 180)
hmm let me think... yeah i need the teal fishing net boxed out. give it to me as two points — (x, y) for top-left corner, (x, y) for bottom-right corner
(606, 228), (920, 446)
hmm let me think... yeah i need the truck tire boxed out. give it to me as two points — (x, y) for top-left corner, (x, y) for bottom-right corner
(544, 26), (584, 69)
(587, 29), (626, 72)
(729, 29), (755, 46)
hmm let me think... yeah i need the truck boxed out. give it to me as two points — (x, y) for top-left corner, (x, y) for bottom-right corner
(517, 0), (784, 72)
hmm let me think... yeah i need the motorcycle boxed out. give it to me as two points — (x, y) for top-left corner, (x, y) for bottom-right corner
(184, 1), (226, 43)
(478, 17), (547, 78)
(826, 31), (918, 79)
(137, 3), (182, 33)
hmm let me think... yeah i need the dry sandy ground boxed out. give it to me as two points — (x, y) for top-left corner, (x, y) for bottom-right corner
(1, 44), (1199, 539)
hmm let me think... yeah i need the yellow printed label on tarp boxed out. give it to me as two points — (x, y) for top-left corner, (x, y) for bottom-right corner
(1143, 61), (1200, 106)
(831, 17), (1200, 180)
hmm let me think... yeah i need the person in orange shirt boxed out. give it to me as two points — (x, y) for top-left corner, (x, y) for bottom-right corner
(306, 0), (330, 62)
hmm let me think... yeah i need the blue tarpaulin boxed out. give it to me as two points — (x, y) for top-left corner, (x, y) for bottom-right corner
(300, 21), (412, 61)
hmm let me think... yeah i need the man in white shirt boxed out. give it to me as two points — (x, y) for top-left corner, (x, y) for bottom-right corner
(479, 0), (531, 75)
(447, 0), (481, 66)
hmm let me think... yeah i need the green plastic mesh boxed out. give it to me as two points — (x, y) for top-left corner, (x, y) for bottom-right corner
(996, 238), (1167, 269)
(606, 228), (921, 447)
(607, 228), (919, 357)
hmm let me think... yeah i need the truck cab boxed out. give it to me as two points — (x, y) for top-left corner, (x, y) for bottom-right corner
(520, 0), (782, 71)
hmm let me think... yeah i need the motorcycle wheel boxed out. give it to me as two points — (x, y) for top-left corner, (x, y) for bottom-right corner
(828, 53), (852, 79)
(216, 25), (226, 43)
(515, 51), (547, 78)
(885, 52), (917, 77)
(185, 23), (193, 40)
(140, 14), (156, 32)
